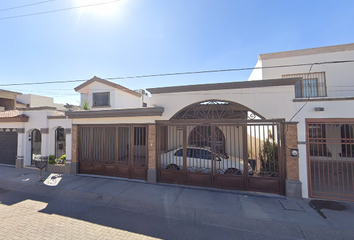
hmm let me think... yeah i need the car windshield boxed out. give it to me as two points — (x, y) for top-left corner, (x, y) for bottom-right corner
(188, 149), (212, 159)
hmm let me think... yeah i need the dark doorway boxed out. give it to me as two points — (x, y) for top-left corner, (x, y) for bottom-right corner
(31, 129), (41, 164)
(55, 127), (66, 159)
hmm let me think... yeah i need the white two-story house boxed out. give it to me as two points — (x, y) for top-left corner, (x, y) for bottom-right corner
(248, 43), (354, 201)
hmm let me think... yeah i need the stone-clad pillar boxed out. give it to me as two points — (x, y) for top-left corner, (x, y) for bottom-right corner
(147, 124), (157, 183)
(284, 122), (302, 198)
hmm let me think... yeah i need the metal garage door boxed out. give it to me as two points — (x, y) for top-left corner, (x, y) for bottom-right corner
(79, 125), (147, 180)
(307, 119), (354, 201)
(0, 128), (18, 165)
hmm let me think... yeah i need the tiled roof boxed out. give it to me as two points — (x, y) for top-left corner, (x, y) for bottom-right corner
(0, 110), (20, 118)
(53, 110), (65, 116)
(0, 110), (28, 122)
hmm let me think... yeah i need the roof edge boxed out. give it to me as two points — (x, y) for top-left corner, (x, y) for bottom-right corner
(17, 106), (56, 111)
(146, 78), (301, 95)
(259, 43), (354, 60)
(0, 89), (23, 95)
(65, 106), (164, 119)
(74, 76), (141, 97)
(47, 116), (67, 119)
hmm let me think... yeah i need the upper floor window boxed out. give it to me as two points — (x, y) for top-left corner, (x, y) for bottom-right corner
(93, 92), (110, 107)
(282, 72), (327, 98)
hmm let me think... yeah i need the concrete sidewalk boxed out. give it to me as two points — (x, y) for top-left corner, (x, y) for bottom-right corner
(0, 165), (353, 240)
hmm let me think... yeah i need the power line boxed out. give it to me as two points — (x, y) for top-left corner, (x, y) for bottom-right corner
(105, 60), (354, 81)
(0, 0), (120, 20)
(1, 60), (353, 87)
(9, 89), (354, 97)
(9, 85), (354, 91)
(0, 0), (55, 12)
(283, 64), (315, 150)
(288, 64), (315, 123)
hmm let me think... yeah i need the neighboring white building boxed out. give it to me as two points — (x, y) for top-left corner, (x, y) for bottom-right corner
(247, 43), (354, 201)
(0, 92), (73, 173)
(17, 94), (66, 110)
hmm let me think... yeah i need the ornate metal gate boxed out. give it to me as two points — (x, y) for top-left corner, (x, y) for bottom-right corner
(307, 119), (354, 201)
(156, 100), (285, 194)
(79, 125), (147, 180)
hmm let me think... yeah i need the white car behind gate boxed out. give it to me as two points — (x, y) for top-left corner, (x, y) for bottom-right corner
(160, 146), (253, 175)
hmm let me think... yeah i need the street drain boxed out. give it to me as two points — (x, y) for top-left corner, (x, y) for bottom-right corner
(309, 200), (346, 219)
(278, 199), (305, 212)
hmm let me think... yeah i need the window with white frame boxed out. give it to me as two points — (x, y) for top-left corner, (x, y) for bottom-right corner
(93, 92), (110, 107)
(283, 72), (327, 98)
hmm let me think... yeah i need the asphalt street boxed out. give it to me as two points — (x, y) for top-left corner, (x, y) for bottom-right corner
(0, 166), (353, 240)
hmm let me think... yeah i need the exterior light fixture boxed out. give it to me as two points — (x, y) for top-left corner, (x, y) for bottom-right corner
(314, 107), (324, 111)
(290, 149), (299, 157)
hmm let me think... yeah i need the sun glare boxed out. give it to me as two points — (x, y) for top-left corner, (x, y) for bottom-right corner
(75, 0), (121, 16)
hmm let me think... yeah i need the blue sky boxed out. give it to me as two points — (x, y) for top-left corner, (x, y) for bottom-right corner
(1, 0), (353, 105)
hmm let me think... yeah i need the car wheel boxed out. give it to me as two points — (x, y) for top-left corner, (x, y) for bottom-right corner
(166, 164), (181, 170)
(224, 168), (242, 175)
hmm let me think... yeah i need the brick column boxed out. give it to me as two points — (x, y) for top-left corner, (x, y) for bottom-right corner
(147, 124), (157, 183)
(65, 125), (78, 174)
(284, 122), (302, 198)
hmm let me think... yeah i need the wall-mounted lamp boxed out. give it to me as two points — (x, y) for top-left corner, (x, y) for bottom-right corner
(290, 149), (299, 157)
(314, 107), (324, 111)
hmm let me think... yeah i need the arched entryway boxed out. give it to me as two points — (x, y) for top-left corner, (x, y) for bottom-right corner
(55, 127), (66, 159)
(31, 129), (41, 164)
(157, 100), (285, 194)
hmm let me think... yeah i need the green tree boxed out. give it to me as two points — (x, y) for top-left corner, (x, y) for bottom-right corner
(259, 130), (279, 177)
(82, 101), (90, 110)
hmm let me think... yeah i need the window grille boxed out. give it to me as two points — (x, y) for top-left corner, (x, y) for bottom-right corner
(283, 72), (327, 98)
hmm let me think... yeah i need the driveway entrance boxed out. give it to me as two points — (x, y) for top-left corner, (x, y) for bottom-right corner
(79, 125), (147, 180)
(156, 100), (285, 195)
